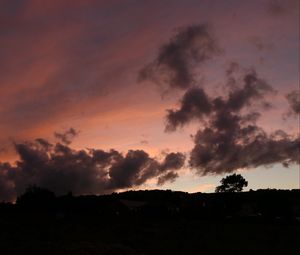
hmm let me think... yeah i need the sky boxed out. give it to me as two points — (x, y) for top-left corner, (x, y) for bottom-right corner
(0, 0), (299, 201)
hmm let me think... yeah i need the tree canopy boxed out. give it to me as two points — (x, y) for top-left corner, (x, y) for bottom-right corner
(16, 185), (56, 208)
(215, 174), (248, 193)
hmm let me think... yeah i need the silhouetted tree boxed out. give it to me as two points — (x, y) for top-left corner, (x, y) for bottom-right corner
(215, 174), (248, 192)
(16, 185), (56, 208)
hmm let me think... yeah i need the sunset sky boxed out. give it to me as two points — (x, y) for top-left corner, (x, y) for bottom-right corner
(0, 0), (299, 201)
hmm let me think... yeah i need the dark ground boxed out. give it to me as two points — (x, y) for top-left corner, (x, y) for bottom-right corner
(1, 216), (300, 255)
(1, 189), (300, 254)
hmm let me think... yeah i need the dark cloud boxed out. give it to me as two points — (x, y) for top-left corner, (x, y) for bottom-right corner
(165, 87), (212, 131)
(190, 115), (299, 175)
(35, 138), (53, 150)
(139, 24), (222, 90)
(0, 139), (185, 201)
(54, 128), (79, 145)
(0, 162), (16, 202)
(225, 70), (274, 111)
(157, 171), (179, 186)
(159, 152), (186, 171)
(108, 150), (158, 188)
(286, 90), (300, 115)
(163, 68), (298, 175)
(156, 152), (185, 185)
(166, 70), (274, 131)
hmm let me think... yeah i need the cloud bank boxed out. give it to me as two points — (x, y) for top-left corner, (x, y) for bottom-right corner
(0, 137), (185, 201)
(286, 90), (300, 115)
(165, 69), (299, 175)
(140, 23), (299, 177)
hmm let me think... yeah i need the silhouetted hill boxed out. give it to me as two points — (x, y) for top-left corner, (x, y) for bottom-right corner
(1, 188), (299, 221)
(0, 189), (300, 254)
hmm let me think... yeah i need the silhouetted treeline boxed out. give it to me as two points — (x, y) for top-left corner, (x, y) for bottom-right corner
(1, 188), (300, 222)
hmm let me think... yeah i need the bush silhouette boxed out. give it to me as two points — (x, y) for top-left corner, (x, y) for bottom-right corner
(16, 185), (56, 209)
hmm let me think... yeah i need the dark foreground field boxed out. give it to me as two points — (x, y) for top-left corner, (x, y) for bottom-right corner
(1, 189), (300, 254)
(1, 217), (300, 255)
